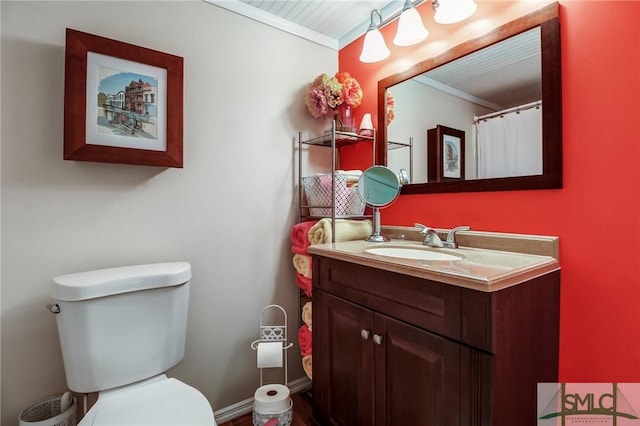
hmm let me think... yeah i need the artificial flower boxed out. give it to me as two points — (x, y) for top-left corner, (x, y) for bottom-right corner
(386, 90), (396, 125)
(304, 72), (363, 119)
(336, 72), (363, 108)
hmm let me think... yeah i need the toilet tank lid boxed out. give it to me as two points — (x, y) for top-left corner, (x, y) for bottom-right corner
(52, 262), (191, 301)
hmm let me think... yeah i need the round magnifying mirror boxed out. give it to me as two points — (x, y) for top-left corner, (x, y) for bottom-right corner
(357, 166), (401, 242)
(357, 165), (401, 207)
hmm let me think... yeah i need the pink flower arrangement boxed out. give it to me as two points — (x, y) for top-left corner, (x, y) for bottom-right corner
(386, 90), (396, 125)
(304, 72), (363, 119)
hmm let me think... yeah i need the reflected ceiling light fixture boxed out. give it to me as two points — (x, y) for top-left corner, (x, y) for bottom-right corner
(393, 0), (429, 46)
(432, 0), (478, 24)
(359, 9), (391, 63)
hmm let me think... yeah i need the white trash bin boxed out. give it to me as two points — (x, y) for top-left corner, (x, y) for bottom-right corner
(18, 393), (76, 426)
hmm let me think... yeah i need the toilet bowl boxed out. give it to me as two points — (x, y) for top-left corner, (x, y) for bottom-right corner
(50, 262), (216, 425)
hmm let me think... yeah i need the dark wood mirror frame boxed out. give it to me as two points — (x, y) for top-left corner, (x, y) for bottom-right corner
(376, 3), (562, 194)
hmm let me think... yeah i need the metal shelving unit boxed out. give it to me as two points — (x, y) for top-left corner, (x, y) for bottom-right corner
(297, 119), (375, 243)
(388, 136), (413, 183)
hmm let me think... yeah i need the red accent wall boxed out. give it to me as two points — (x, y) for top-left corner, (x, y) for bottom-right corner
(339, 1), (640, 381)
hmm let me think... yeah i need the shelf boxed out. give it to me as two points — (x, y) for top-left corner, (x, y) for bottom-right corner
(302, 131), (374, 148)
(301, 213), (372, 220)
(387, 137), (413, 183)
(297, 121), (376, 243)
(388, 140), (411, 150)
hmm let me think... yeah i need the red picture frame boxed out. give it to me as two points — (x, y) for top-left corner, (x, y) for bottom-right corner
(64, 28), (184, 167)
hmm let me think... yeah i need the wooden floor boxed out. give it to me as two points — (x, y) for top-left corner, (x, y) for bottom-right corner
(219, 391), (313, 426)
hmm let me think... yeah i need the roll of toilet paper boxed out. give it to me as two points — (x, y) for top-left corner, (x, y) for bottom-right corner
(253, 384), (291, 414)
(256, 341), (283, 368)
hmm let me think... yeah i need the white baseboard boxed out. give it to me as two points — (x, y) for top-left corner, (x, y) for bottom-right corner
(213, 377), (312, 423)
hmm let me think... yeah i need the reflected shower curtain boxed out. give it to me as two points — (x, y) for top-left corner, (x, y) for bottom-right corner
(476, 106), (542, 179)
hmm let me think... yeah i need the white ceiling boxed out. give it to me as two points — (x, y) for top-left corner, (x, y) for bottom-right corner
(206, 0), (402, 49)
(205, 0), (542, 111)
(418, 26), (541, 109)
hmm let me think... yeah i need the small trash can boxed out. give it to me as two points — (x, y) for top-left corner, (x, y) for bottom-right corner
(18, 394), (76, 426)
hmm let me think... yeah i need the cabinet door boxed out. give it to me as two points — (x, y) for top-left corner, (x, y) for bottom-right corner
(314, 290), (375, 426)
(375, 314), (462, 426)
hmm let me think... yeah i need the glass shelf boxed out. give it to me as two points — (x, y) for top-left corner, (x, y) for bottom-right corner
(388, 140), (411, 150)
(302, 131), (374, 148)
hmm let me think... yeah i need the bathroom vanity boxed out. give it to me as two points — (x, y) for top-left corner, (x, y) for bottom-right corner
(308, 230), (560, 426)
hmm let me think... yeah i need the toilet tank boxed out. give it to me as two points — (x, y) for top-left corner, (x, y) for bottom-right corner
(51, 262), (192, 393)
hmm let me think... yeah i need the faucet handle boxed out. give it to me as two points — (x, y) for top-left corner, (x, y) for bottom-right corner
(443, 226), (471, 248)
(414, 224), (444, 247)
(414, 223), (428, 235)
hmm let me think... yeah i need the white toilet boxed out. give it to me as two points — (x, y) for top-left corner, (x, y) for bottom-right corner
(50, 262), (217, 425)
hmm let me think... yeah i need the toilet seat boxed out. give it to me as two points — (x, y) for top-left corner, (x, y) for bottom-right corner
(79, 375), (217, 426)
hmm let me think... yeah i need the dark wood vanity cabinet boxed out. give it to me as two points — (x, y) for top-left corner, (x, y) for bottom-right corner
(315, 291), (466, 425)
(312, 256), (560, 426)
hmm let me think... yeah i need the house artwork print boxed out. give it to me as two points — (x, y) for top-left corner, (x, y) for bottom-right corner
(84, 51), (168, 152)
(97, 67), (158, 139)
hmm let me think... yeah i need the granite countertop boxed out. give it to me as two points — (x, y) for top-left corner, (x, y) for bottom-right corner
(307, 234), (560, 292)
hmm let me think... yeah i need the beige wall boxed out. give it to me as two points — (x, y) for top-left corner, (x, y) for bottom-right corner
(1, 1), (336, 423)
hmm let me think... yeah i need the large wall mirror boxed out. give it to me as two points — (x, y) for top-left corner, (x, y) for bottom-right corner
(376, 3), (562, 194)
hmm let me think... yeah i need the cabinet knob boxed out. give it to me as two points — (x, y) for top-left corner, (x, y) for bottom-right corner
(361, 329), (370, 340)
(373, 334), (383, 345)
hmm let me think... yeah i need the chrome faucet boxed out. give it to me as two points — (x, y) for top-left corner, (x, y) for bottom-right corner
(414, 223), (444, 247)
(442, 226), (471, 248)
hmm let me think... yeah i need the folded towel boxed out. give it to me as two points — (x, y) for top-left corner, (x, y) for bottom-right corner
(308, 218), (372, 245)
(301, 301), (312, 330)
(298, 324), (312, 357)
(292, 254), (312, 278)
(295, 273), (312, 298)
(291, 221), (316, 255)
(337, 170), (362, 185)
(302, 355), (312, 380)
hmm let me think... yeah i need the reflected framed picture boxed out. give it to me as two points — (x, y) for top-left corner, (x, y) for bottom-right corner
(64, 28), (184, 167)
(427, 125), (465, 181)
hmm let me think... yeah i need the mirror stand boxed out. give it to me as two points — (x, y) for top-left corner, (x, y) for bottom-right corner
(366, 207), (390, 242)
(357, 166), (402, 242)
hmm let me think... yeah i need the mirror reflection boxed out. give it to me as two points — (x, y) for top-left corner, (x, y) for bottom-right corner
(387, 27), (542, 184)
(377, 3), (562, 194)
(357, 165), (401, 207)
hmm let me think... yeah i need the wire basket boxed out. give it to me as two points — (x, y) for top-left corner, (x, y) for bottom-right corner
(18, 394), (76, 426)
(302, 173), (365, 217)
(252, 398), (293, 426)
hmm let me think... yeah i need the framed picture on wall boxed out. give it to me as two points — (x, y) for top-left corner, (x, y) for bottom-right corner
(64, 28), (184, 167)
(427, 125), (465, 181)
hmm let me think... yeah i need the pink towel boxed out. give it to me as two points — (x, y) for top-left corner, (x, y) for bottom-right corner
(317, 174), (332, 189)
(291, 221), (316, 255)
(264, 419), (279, 426)
(298, 324), (312, 357)
(295, 273), (312, 298)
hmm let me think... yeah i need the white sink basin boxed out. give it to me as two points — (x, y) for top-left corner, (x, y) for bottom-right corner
(365, 247), (462, 261)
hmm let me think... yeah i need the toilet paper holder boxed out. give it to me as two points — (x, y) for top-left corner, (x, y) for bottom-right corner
(250, 304), (293, 386)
